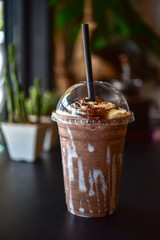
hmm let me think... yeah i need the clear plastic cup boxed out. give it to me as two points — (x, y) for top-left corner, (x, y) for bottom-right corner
(52, 81), (134, 217)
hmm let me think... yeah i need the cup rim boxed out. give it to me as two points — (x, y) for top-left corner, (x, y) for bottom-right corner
(51, 111), (135, 126)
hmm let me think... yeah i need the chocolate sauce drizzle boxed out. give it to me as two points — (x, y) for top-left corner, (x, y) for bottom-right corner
(70, 96), (119, 120)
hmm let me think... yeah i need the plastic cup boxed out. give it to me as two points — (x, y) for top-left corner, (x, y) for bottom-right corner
(52, 81), (134, 217)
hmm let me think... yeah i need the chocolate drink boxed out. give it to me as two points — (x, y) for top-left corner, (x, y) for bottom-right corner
(58, 122), (127, 217)
(52, 81), (134, 217)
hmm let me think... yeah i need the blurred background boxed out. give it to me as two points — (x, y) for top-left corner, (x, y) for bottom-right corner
(1, 0), (160, 141)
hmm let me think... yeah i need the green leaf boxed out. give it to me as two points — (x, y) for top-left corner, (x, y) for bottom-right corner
(92, 36), (108, 51)
(113, 15), (131, 38)
(55, 0), (84, 29)
(68, 23), (81, 44)
(48, 0), (62, 6)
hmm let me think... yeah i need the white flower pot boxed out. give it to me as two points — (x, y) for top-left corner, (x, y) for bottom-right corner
(40, 116), (58, 151)
(1, 122), (47, 162)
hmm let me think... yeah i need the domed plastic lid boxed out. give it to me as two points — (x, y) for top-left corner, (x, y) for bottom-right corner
(51, 81), (134, 125)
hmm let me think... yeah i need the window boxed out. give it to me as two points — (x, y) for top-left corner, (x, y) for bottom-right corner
(0, 0), (5, 120)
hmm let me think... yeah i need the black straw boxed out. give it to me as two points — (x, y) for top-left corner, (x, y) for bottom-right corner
(82, 24), (95, 101)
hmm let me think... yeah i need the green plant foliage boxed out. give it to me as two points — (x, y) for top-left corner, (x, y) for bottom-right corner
(6, 44), (28, 123)
(25, 78), (42, 121)
(25, 79), (59, 117)
(0, 3), (3, 31)
(54, 0), (84, 30)
(41, 90), (59, 116)
(49, 0), (160, 57)
(5, 44), (59, 123)
(48, 0), (62, 6)
(4, 69), (15, 122)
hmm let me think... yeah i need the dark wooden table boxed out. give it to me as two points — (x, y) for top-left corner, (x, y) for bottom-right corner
(0, 140), (160, 240)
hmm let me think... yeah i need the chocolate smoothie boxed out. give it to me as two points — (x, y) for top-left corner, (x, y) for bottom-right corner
(52, 81), (134, 217)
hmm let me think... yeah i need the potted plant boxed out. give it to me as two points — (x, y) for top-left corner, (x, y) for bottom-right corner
(1, 44), (47, 162)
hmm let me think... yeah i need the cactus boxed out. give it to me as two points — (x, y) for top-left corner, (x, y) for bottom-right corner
(5, 44), (58, 123)
(41, 90), (59, 116)
(7, 44), (28, 122)
(25, 77), (42, 122)
(4, 68), (15, 122)
(26, 84), (59, 117)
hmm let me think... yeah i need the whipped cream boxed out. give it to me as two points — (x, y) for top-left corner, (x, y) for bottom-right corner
(107, 109), (127, 119)
(56, 96), (130, 120)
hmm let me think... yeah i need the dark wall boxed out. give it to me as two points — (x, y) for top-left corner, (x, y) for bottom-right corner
(4, 0), (53, 94)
